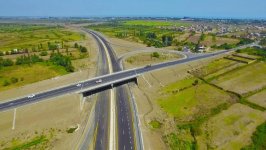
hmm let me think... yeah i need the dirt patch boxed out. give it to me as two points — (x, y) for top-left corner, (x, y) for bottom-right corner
(197, 103), (266, 150)
(124, 52), (181, 69)
(0, 94), (95, 149)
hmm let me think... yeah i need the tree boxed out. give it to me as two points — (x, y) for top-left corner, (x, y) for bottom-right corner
(74, 43), (79, 48)
(146, 32), (157, 39)
(80, 46), (88, 53)
(2, 59), (13, 66)
(162, 35), (173, 46)
(50, 53), (74, 72)
(151, 52), (160, 58)
(40, 51), (48, 56)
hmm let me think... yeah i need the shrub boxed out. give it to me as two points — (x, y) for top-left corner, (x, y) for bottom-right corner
(11, 77), (18, 83)
(1, 59), (13, 66)
(151, 52), (160, 58)
(3, 80), (10, 86)
(40, 51), (48, 56)
(80, 46), (88, 53)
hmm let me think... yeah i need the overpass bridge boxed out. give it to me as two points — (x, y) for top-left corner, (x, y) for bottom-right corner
(0, 41), (258, 112)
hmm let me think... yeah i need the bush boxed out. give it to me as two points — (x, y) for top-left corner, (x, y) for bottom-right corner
(50, 53), (74, 72)
(40, 51), (48, 56)
(3, 80), (10, 86)
(242, 121), (266, 150)
(16, 55), (43, 65)
(151, 52), (160, 58)
(149, 120), (162, 129)
(1, 59), (13, 66)
(80, 46), (88, 53)
(10, 77), (18, 83)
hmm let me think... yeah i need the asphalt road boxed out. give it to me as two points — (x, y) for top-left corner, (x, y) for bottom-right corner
(80, 30), (111, 150)
(0, 48), (231, 112)
(94, 31), (136, 150)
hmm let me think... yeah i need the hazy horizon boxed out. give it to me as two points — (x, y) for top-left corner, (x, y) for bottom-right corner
(0, 0), (266, 19)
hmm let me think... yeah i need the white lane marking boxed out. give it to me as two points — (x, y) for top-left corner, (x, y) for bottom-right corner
(141, 75), (152, 88)
(123, 129), (124, 135)
(12, 108), (16, 130)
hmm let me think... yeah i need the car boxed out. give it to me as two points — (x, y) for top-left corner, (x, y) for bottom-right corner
(95, 79), (102, 83)
(76, 83), (81, 87)
(145, 64), (152, 68)
(27, 94), (35, 98)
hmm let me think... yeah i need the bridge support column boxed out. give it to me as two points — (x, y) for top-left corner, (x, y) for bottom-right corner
(134, 77), (138, 86)
(12, 108), (16, 130)
(79, 94), (86, 111)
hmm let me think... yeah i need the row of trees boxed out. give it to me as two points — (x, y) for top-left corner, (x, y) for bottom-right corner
(144, 32), (173, 48)
(74, 43), (88, 53)
(0, 52), (74, 72)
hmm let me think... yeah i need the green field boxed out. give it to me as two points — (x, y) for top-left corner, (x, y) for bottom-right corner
(123, 20), (190, 27)
(212, 62), (266, 95)
(158, 80), (231, 120)
(191, 58), (238, 78)
(0, 24), (84, 51)
(88, 21), (187, 48)
(0, 62), (67, 91)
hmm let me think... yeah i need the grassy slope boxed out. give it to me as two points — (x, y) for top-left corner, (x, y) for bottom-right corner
(0, 62), (67, 91)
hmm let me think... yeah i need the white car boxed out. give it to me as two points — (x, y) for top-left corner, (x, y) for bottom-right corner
(145, 64), (152, 68)
(27, 94), (35, 98)
(95, 79), (102, 83)
(76, 83), (82, 87)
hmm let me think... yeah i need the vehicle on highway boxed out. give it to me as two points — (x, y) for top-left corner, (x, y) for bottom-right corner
(27, 94), (35, 98)
(145, 64), (152, 68)
(76, 83), (82, 87)
(95, 79), (102, 83)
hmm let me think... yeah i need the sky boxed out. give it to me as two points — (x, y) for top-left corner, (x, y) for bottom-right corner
(0, 0), (266, 19)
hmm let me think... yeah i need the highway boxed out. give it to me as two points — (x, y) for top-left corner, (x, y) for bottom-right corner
(0, 47), (238, 112)
(79, 30), (111, 150)
(0, 30), (258, 150)
(94, 31), (136, 150)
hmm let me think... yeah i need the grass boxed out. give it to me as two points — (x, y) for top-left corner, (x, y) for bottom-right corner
(236, 47), (266, 58)
(66, 126), (78, 133)
(0, 24), (84, 51)
(197, 104), (266, 150)
(212, 62), (266, 95)
(193, 58), (237, 77)
(126, 52), (181, 67)
(0, 62), (67, 91)
(162, 77), (198, 94)
(163, 133), (196, 150)
(149, 120), (162, 129)
(123, 20), (190, 27)
(242, 121), (266, 150)
(158, 82), (231, 119)
(7, 135), (48, 150)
